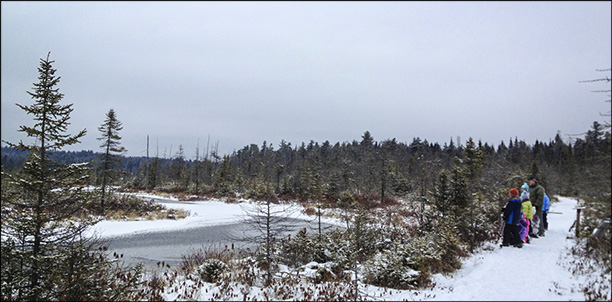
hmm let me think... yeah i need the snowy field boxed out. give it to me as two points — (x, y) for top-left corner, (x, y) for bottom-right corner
(87, 195), (610, 301)
(87, 193), (345, 239)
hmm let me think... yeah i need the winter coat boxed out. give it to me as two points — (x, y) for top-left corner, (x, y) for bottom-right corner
(519, 213), (530, 241)
(521, 199), (534, 219)
(503, 198), (522, 225)
(529, 183), (544, 208)
(543, 193), (550, 212)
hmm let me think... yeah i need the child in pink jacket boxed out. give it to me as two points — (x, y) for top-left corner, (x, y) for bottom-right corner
(518, 212), (530, 243)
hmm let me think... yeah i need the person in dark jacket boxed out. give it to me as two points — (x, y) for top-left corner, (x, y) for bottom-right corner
(529, 177), (546, 237)
(502, 188), (523, 248)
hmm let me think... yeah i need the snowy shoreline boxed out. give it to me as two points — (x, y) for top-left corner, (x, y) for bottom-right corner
(87, 194), (345, 239)
(87, 195), (610, 301)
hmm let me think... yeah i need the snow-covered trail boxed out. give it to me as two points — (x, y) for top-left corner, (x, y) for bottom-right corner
(381, 196), (589, 301)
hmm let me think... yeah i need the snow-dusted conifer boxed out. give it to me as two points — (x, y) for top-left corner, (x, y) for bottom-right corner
(1, 53), (138, 300)
(97, 108), (126, 213)
(1, 52), (92, 300)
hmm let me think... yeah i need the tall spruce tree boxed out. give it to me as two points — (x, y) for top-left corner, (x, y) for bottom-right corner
(170, 145), (188, 190)
(433, 169), (452, 218)
(1, 52), (92, 300)
(1, 53), (140, 300)
(97, 108), (126, 213)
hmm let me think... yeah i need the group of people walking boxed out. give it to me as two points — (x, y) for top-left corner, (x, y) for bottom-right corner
(501, 177), (550, 248)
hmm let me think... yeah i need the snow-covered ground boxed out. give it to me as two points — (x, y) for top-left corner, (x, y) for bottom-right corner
(87, 195), (610, 301)
(376, 196), (609, 301)
(87, 193), (344, 239)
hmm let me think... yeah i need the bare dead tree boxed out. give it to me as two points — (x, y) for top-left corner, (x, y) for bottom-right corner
(580, 68), (611, 128)
(235, 186), (299, 286)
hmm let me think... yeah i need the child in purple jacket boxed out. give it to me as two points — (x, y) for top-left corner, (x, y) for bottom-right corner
(518, 212), (530, 243)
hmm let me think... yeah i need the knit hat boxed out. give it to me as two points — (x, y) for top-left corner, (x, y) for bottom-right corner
(529, 177), (538, 183)
(509, 188), (519, 197)
(521, 183), (529, 192)
(520, 191), (530, 201)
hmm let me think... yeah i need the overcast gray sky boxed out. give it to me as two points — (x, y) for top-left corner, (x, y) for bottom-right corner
(2, 1), (611, 158)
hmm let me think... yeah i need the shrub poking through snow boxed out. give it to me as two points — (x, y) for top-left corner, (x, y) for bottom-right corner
(198, 258), (228, 283)
(364, 249), (419, 289)
(296, 262), (347, 284)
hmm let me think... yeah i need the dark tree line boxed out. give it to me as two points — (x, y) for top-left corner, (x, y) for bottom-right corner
(138, 125), (609, 204)
(3, 123), (610, 204)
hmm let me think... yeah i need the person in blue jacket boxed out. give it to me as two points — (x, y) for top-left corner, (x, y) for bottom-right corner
(501, 188), (523, 248)
(542, 188), (550, 231)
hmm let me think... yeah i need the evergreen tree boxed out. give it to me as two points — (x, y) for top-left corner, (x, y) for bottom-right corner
(192, 141), (202, 193)
(433, 163), (471, 244)
(433, 169), (452, 218)
(462, 138), (484, 249)
(215, 155), (233, 195)
(311, 171), (324, 239)
(528, 160), (543, 185)
(232, 169), (246, 193)
(449, 163), (470, 214)
(1, 53), (139, 300)
(97, 108), (126, 213)
(463, 137), (484, 183)
(170, 145), (187, 190)
(147, 157), (159, 189)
